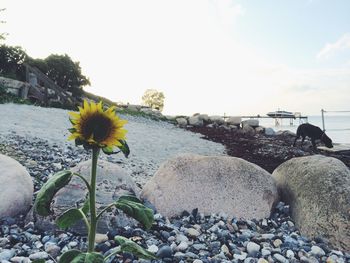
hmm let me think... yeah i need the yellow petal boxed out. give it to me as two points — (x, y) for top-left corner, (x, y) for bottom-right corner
(69, 112), (80, 118)
(97, 101), (103, 112)
(90, 101), (97, 112)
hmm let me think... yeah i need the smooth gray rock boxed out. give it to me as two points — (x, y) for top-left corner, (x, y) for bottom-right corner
(265, 127), (275, 136)
(0, 154), (33, 218)
(209, 115), (225, 125)
(176, 117), (188, 127)
(142, 154), (278, 219)
(272, 155), (350, 251)
(189, 116), (204, 126)
(226, 117), (241, 126)
(242, 119), (259, 128)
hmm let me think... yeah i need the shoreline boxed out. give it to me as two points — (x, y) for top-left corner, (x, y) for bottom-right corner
(185, 126), (350, 173)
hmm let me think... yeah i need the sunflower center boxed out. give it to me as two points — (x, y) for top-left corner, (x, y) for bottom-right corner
(81, 113), (113, 142)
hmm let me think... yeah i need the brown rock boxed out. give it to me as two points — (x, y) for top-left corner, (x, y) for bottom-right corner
(272, 155), (350, 251)
(141, 154), (278, 219)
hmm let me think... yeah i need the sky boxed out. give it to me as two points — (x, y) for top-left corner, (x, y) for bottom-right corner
(1, 0), (350, 116)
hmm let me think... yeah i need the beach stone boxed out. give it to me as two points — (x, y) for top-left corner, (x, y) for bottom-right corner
(0, 249), (15, 261)
(187, 228), (201, 238)
(156, 245), (173, 258)
(226, 116), (241, 126)
(29, 252), (49, 260)
(247, 241), (260, 255)
(32, 160), (140, 234)
(242, 119), (259, 128)
(241, 125), (255, 136)
(189, 116), (204, 126)
(209, 115), (225, 125)
(265, 128), (275, 136)
(272, 155), (350, 251)
(255, 126), (265, 133)
(176, 117), (188, 127)
(141, 154), (278, 219)
(0, 154), (33, 218)
(197, 114), (209, 122)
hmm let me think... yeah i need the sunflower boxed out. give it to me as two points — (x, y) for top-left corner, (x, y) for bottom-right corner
(68, 100), (129, 155)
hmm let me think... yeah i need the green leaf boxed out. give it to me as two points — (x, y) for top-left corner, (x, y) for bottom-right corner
(118, 195), (143, 203)
(68, 128), (76, 133)
(102, 146), (115, 155)
(70, 252), (104, 263)
(115, 236), (157, 260)
(56, 208), (82, 229)
(69, 118), (76, 125)
(84, 253), (104, 263)
(117, 139), (130, 158)
(56, 196), (90, 229)
(34, 170), (73, 216)
(115, 196), (154, 229)
(59, 249), (82, 263)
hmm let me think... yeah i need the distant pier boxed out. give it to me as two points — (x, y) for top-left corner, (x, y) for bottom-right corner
(222, 114), (308, 126)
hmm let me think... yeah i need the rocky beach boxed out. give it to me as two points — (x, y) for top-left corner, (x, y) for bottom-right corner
(0, 103), (350, 263)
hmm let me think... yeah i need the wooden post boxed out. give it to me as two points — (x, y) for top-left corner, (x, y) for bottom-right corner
(321, 109), (325, 131)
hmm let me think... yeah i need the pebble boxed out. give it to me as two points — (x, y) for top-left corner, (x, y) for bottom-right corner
(156, 245), (173, 258)
(246, 241), (260, 255)
(147, 244), (159, 253)
(234, 252), (248, 260)
(274, 253), (288, 263)
(176, 241), (188, 252)
(0, 249), (15, 261)
(95, 233), (108, 243)
(311, 245), (326, 257)
(0, 133), (350, 263)
(28, 251), (49, 260)
(10, 257), (31, 263)
(187, 228), (201, 238)
(273, 238), (283, 248)
(286, 249), (295, 259)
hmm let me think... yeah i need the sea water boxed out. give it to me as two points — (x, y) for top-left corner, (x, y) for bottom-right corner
(256, 115), (350, 144)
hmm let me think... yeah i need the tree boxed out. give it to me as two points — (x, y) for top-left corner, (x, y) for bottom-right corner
(141, 89), (165, 111)
(43, 54), (90, 95)
(0, 45), (27, 80)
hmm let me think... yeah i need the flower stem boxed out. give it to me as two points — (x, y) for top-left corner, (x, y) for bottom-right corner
(87, 147), (100, 252)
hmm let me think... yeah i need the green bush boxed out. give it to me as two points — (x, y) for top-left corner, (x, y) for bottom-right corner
(0, 85), (31, 104)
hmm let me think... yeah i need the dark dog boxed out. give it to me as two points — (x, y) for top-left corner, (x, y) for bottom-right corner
(293, 123), (333, 149)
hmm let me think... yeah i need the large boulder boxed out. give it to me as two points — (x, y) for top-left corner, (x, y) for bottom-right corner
(0, 154), (33, 218)
(209, 116), (225, 125)
(32, 160), (140, 234)
(241, 124), (255, 136)
(197, 114), (209, 122)
(141, 154), (278, 219)
(272, 155), (350, 251)
(176, 117), (188, 127)
(226, 116), (241, 126)
(242, 119), (259, 128)
(188, 116), (203, 126)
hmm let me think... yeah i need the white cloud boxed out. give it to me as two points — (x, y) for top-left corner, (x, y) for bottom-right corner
(316, 33), (350, 60)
